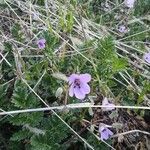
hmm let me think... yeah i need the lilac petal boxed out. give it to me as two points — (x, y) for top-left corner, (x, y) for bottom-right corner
(38, 44), (45, 49)
(101, 128), (113, 140)
(38, 39), (46, 44)
(99, 126), (105, 133)
(107, 129), (113, 136)
(69, 84), (74, 97)
(68, 74), (79, 85)
(79, 74), (91, 83)
(74, 87), (86, 99)
(37, 39), (46, 49)
(99, 125), (113, 140)
(102, 98), (115, 111)
(102, 97), (109, 105)
(80, 83), (90, 94)
(143, 52), (150, 63)
(101, 130), (109, 140)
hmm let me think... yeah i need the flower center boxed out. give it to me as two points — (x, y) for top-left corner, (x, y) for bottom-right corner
(74, 79), (81, 88)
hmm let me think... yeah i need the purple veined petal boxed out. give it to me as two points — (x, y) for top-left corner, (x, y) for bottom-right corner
(79, 73), (91, 83)
(80, 83), (90, 94)
(74, 87), (86, 99)
(99, 124), (113, 140)
(39, 38), (46, 44)
(37, 39), (46, 45)
(100, 128), (113, 140)
(101, 129), (109, 140)
(102, 97), (115, 111)
(107, 128), (113, 136)
(143, 52), (150, 63)
(68, 74), (80, 85)
(38, 44), (45, 49)
(69, 84), (74, 97)
(37, 39), (46, 49)
(102, 97), (109, 105)
(99, 126), (105, 133)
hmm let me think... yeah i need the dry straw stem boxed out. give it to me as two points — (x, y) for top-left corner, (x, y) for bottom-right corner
(112, 130), (150, 138)
(118, 29), (150, 41)
(0, 103), (150, 116)
(0, 52), (12, 67)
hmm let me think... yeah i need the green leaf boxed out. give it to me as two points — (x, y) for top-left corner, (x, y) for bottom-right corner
(30, 135), (53, 150)
(10, 129), (31, 141)
(12, 80), (40, 109)
(112, 58), (127, 73)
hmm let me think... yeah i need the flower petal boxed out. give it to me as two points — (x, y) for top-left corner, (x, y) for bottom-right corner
(37, 39), (46, 49)
(99, 126), (105, 133)
(68, 74), (79, 84)
(107, 129), (113, 136)
(101, 130), (109, 140)
(99, 124), (113, 140)
(38, 44), (45, 49)
(79, 74), (91, 83)
(100, 128), (113, 140)
(80, 83), (90, 94)
(69, 84), (74, 97)
(74, 87), (86, 99)
(38, 38), (46, 43)
(102, 97), (109, 105)
(102, 97), (115, 111)
(143, 52), (150, 63)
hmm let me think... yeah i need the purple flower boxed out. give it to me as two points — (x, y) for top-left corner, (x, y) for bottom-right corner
(118, 25), (128, 33)
(68, 73), (91, 100)
(124, 0), (135, 8)
(99, 124), (113, 140)
(143, 52), (150, 63)
(37, 39), (46, 49)
(102, 97), (115, 111)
